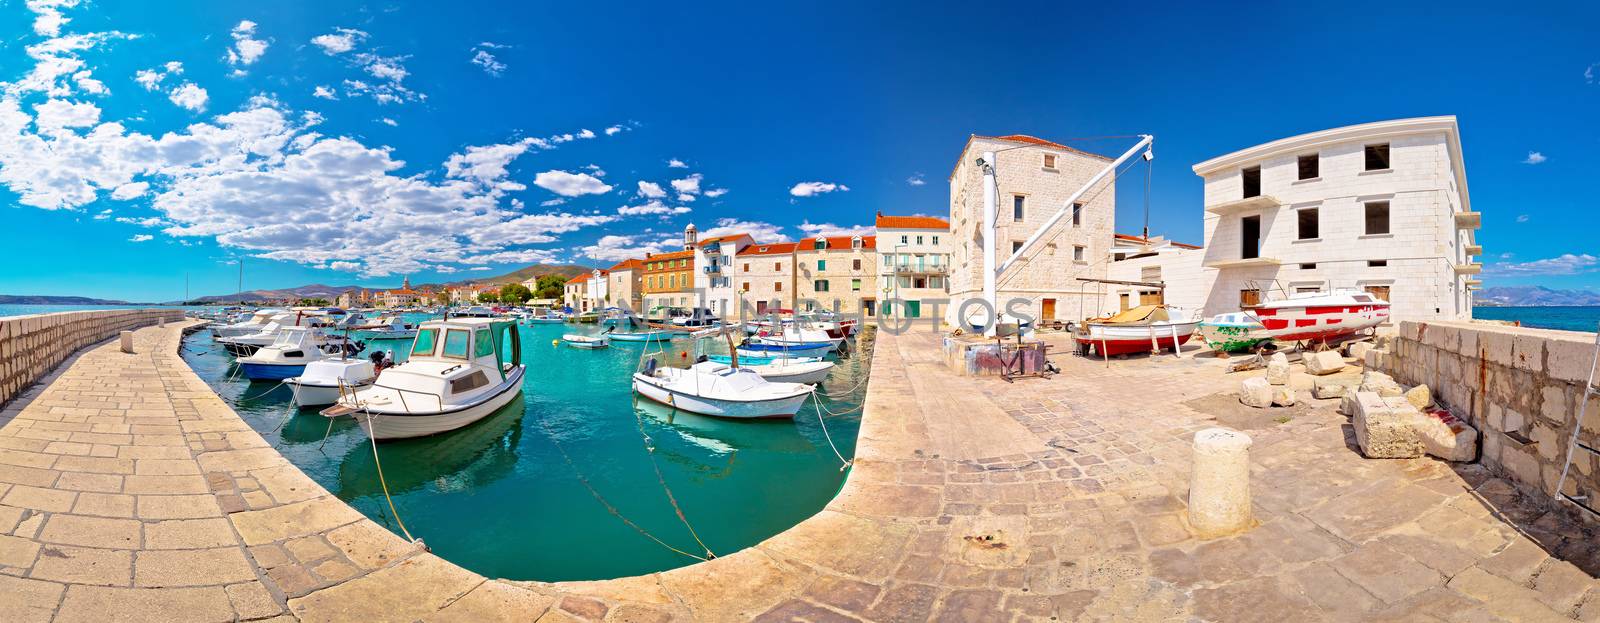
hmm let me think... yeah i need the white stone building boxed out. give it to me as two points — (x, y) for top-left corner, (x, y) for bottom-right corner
(947, 135), (1118, 326)
(693, 233), (755, 318)
(1107, 116), (1479, 322)
(795, 235), (877, 316)
(874, 213), (950, 319)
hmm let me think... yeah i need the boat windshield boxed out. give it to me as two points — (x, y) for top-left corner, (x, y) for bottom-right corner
(412, 328), (438, 357)
(442, 329), (470, 359)
(271, 330), (303, 346)
(474, 329), (494, 357)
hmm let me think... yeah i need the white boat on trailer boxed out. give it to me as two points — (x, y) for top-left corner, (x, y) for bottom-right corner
(322, 318), (524, 441)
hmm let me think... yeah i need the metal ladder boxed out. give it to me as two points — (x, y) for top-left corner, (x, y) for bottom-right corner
(1554, 322), (1600, 514)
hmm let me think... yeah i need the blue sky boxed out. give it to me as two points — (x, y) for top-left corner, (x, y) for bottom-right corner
(3, 1), (1597, 302)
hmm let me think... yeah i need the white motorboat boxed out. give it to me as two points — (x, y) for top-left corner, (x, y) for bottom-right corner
(732, 357), (834, 385)
(752, 327), (844, 351)
(237, 327), (353, 381)
(323, 318), (524, 441)
(632, 360), (813, 419)
(285, 356), (379, 407)
(357, 315), (418, 340)
(562, 334), (610, 349)
(211, 309), (283, 339)
(1226, 289), (1392, 345)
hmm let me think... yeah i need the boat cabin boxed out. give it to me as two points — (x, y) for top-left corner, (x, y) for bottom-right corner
(385, 319), (523, 403)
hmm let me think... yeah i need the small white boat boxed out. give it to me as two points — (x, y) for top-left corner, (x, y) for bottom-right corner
(1246, 289), (1392, 343)
(633, 360), (813, 419)
(607, 330), (673, 343)
(237, 327), (348, 381)
(562, 334), (610, 349)
(734, 357), (834, 384)
(285, 356), (378, 407)
(357, 315), (418, 340)
(323, 318), (524, 441)
(525, 315), (566, 324)
(211, 309), (283, 339)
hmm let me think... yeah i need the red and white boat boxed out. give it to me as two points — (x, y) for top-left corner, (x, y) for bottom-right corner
(1247, 289), (1390, 342)
(1074, 305), (1199, 356)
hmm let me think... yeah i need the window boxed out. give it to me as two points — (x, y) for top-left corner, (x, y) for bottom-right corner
(1298, 154), (1319, 180)
(883, 255), (892, 267)
(1240, 289), (1261, 307)
(774, 262), (781, 271)
(817, 260), (826, 271)
(901, 235), (908, 244)
(932, 235), (940, 245)
(1012, 241), (1024, 254)
(1365, 285), (1391, 301)
(915, 235), (924, 245)
(1043, 153), (1057, 169)
(442, 329), (470, 359)
(1299, 263), (1317, 270)
(411, 328), (438, 357)
(774, 282), (782, 292)
(1364, 143), (1390, 171)
(474, 329), (494, 357)
(1072, 202), (1083, 227)
(743, 263), (749, 272)
(1013, 195), (1025, 220)
(814, 279), (830, 292)
(928, 276), (943, 288)
(1242, 166), (1261, 198)
(1296, 286), (1320, 294)
(1368, 260), (1388, 267)
(852, 259), (861, 270)
(1073, 245), (1086, 262)
(1365, 201), (1391, 235)
(814, 239), (827, 250)
(851, 278), (861, 291)
(1298, 208), (1319, 240)
(742, 282), (749, 291)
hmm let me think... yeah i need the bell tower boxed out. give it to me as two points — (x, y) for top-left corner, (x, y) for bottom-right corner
(683, 223), (698, 250)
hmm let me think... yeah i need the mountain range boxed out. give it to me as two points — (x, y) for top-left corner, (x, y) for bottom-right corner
(0, 294), (135, 305)
(180, 263), (597, 304)
(1476, 286), (1600, 307)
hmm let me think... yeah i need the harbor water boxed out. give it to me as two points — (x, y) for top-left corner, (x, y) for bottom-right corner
(180, 317), (866, 581)
(1474, 306), (1600, 332)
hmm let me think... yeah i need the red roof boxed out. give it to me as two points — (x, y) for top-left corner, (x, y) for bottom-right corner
(996, 134), (1069, 150)
(806, 235), (877, 250)
(739, 242), (799, 257)
(644, 249), (694, 262)
(567, 273), (590, 284)
(875, 213), (949, 230)
(1114, 233), (1202, 250)
(608, 258), (643, 271)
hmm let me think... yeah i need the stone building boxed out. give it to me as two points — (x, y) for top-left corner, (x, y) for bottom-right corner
(380, 276), (425, 308)
(606, 258), (644, 314)
(794, 234), (878, 316)
(874, 213), (951, 319)
(641, 250), (696, 311)
(563, 273), (592, 312)
(693, 233), (755, 318)
(734, 242), (798, 317)
(946, 134), (1118, 327)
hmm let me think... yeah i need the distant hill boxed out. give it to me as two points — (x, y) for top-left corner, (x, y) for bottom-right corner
(1478, 286), (1600, 307)
(0, 294), (135, 305)
(186, 263), (596, 303)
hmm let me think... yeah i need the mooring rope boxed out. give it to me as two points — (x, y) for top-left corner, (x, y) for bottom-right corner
(808, 390), (852, 471)
(537, 415), (709, 562)
(235, 379), (288, 402)
(364, 414), (418, 543)
(633, 409), (716, 560)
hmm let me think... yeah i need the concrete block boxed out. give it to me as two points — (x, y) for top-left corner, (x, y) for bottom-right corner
(1239, 377), (1272, 409)
(1340, 392), (1360, 417)
(1188, 428), (1254, 538)
(1458, 325), (1479, 354)
(1267, 353), (1289, 386)
(1359, 371), (1404, 397)
(1539, 385), (1570, 427)
(1347, 341), (1374, 363)
(1353, 392), (1424, 459)
(1404, 384), (1432, 410)
(1364, 348), (1388, 370)
(1512, 333), (1545, 373)
(1545, 335), (1598, 385)
(1304, 351), (1345, 376)
(1480, 330), (1516, 368)
(1313, 377), (1355, 400)
(1417, 407), (1477, 462)
(1271, 386), (1297, 407)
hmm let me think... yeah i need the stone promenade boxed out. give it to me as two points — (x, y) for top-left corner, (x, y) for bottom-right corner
(0, 320), (1597, 622)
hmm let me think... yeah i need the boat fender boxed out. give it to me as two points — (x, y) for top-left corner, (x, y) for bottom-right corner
(552, 339), (559, 347)
(680, 352), (688, 359)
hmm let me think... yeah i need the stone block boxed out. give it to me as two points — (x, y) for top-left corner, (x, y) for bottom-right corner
(1417, 408), (1477, 462)
(1288, 372), (1315, 391)
(1480, 330), (1516, 368)
(1364, 348), (1389, 371)
(1546, 335), (1599, 384)
(1304, 351), (1345, 376)
(1267, 353), (1290, 386)
(1239, 378), (1272, 409)
(1405, 385), (1432, 410)
(1340, 392), (1360, 416)
(1512, 333), (1545, 373)
(1271, 386), (1297, 407)
(1359, 371), (1403, 397)
(1313, 377), (1354, 400)
(1347, 341), (1374, 363)
(1352, 392), (1424, 459)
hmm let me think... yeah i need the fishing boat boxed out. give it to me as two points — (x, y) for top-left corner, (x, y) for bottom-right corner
(1073, 305), (1199, 357)
(237, 327), (363, 381)
(210, 309), (283, 338)
(355, 315), (418, 340)
(322, 318), (524, 441)
(284, 355), (380, 407)
(1196, 312), (1270, 353)
(605, 329), (674, 343)
(562, 334), (610, 349)
(1234, 289), (1391, 345)
(706, 354), (822, 366)
(632, 359), (814, 418)
(726, 357), (834, 384)
(736, 340), (833, 359)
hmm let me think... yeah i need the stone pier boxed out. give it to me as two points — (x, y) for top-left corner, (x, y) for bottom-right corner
(0, 318), (1597, 621)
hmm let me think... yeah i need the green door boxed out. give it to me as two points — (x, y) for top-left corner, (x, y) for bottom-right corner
(905, 300), (921, 318)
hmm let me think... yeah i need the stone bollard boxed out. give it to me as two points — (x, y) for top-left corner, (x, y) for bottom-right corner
(157, 315), (165, 328)
(1188, 428), (1254, 538)
(119, 330), (134, 354)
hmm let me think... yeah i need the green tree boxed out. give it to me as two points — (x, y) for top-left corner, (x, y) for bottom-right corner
(296, 298), (331, 306)
(534, 274), (568, 300)
(499, 283), (533, 304)
(434, 291), (450, 306)
(476, 290), (500, 303)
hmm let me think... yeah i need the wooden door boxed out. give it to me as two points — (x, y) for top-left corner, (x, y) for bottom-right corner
(1119, 294), (1131, 311)
(1041, 298), (1056, 320)
(1240, 289), (1261, 307)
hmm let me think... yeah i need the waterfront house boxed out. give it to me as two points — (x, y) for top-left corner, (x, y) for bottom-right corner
(874, 212), (951, 319)
(641, 246), (696, 313)
(563, 273), (591, 312)
(381, 276), (425, 308)
(607, 258), (644, 314)
(693, 232), (756, 319)
(736, 242), (799, 316)
(794, 234), (878, 316)
(946, 135), (1118, 327)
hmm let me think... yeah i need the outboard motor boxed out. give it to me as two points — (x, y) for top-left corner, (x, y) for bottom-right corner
(642, 358), (659, 376)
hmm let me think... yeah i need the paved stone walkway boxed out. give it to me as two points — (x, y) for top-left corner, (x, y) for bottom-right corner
(1, 321), (1598, 621)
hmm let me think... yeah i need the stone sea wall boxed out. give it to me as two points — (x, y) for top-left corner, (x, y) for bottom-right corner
(1378, 319), (1600, 515)
(0, 308), (184, 407)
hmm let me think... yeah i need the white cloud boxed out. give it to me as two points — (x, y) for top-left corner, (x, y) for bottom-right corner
(1588, 63), (1599, 84)
(906, 173), (926, 186)
(312, 85), (337, 100)
(704, 188), (728, 198)
(637, 180), (666, 199)
(93, 208), (112, 219)
(577, 129), (595, 139)
(378, 117), (397, 127)
(129, 234), (153, 242)
(670, 173), (702, 196)
(533, 170), (614, 197)
(28, 0), (79, 36)
(310, 28), (367, 55)
(134, 62), (183, 91)
(676, 193), (696, 203)
(540, 198), (566, 207)
(110, 181), (148, 200)
(605, 125), (623, 136)
(71, 70), (105, 94)
(798, 221), (874, 237)
(226, 20), (269, 68)
(616, 200), (690, 216)
(580, 234), (681, 262)
(789, 181), (849, 197)
(329, 260), (361, 272)
(168, 83), (208, 111)
(1516, 214), (1530, 223)
(1523, 151), (1547, 165)
(700, 217), (783, 242)
(32, 99), (99, 135)
(10, 31), (135, 99)
(1487, 253), (1599, 276)
(470, 48), (506, 77)
(667, 158), (687, 168)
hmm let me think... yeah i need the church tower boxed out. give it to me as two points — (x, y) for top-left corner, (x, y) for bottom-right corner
(683, 223), (698, 250)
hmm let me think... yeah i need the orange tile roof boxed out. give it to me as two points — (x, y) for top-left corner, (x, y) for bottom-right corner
(567, 273), (590, 284)
(803, 235), (877, 250)
(739, 242), (799, 256)
(875, 213), (949, 230)
(995, 134), (1069, 150)
(608, 258), (643, 271)
(645, 249), (695, 261)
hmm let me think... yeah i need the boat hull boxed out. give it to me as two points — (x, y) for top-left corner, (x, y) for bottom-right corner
(609, 332), (673, 342)
(285, 379), (370, 407)
(1197, 322), (1271, 353)
(747, 363), (833, 385)
(238, 362), (307, 381)
(632, 374), (809, 418)
(737, 344), (832, 359)
(358, 329), (417, 340)
(354, 368), (526, 441)
(1075, 321), (1198, 356)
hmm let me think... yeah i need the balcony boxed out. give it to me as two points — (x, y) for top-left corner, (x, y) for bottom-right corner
(1203, 256), (1283, 269)
(1454, 212), (1481, 229)
(1465, 279), (1482, 289)
(1205, 195), (1281, 216)
(893, 264), (949, 275)
(1454, 262), (1483, 275)
(702, 265), (721, 274)
(1464, 244), (1482, 257)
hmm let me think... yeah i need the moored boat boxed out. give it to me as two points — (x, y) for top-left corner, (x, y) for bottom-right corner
(237, 327), (360, 381)
(1196, 312), (1270, 353)
(736, 341), (833, 359)
(632, 360), (814, 418)
(562, 334), (610, 349)
(285, 356), (380, 407)
(606, 330), (673, 343)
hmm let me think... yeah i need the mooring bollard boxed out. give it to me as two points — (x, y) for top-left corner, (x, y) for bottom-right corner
(1188, 427), (1253, 537)
(157, 316), (165, 328)
(119, 330), (134, 354)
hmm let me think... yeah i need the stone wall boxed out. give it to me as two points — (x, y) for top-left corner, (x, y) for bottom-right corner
(0, 308), (184, 407)
(1379, 320), (1600, 514)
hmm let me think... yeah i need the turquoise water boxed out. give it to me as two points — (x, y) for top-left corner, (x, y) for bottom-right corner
(1474, 306), (1600, 332)
(180, 317), (865, 581)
